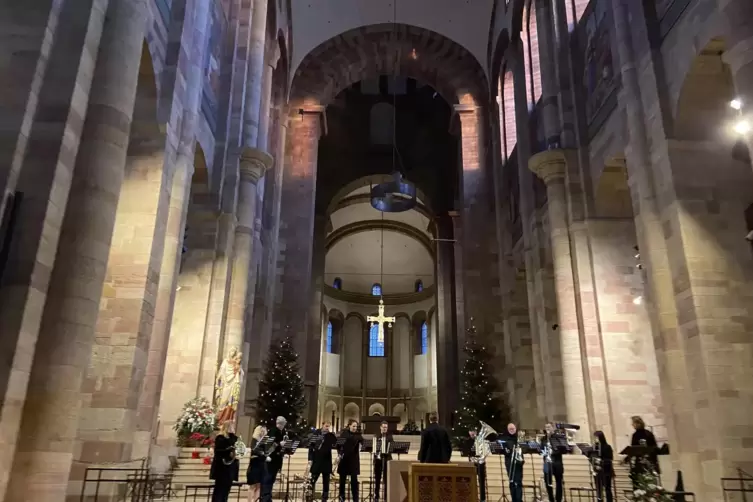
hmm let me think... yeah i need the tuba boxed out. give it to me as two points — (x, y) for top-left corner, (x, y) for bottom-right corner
(474, 422), (496, 464)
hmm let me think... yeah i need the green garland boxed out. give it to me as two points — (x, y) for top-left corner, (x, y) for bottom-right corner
(631, 458), (673, 502)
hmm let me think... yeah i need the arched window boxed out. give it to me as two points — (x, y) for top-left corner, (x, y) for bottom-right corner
(421, 322), (429, 354)
(326, 321), (333, 353)
(333, 277), (342, 290)
(415, 279), (423, 293)
(371, 283), (382, 296)
(369, 323), (385, 357)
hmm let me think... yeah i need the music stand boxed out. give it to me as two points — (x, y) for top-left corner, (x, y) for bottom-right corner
(578, 442), (597, 495)
(490, 442), (509, 502)
(359, 439), (375, 502)
(390, 441), (410, 459)
(521, 441), (541, 502)
(548, 434), (571, 499)
(281, 439), (299, 502)
(621, 444), (660, 488)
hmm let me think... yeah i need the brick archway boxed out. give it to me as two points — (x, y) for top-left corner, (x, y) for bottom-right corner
(290, 23), (488, 108)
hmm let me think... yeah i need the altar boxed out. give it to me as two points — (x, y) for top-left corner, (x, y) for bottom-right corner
(387, 460), (478, 502)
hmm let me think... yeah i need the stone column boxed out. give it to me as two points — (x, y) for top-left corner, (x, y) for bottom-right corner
(434, 214), (459, 424)
(224, 147), (272, 419)
(4, 0), (148, 500)
(272, 108), (322, 369)
(243, 0), (269, 147)
(0, 1), (108, 497)
(304, 214), (327, 423)
(257, 56), (276, 151)
(528, 150), (590, 435)
(533, 0), (562, 147)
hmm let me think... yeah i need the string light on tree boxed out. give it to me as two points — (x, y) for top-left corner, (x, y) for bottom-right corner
(256, 332), (307, 433)
(452, 318), (509, 443)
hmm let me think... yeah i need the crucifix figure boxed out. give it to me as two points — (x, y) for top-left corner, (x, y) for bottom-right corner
(367, 298), (395, 344)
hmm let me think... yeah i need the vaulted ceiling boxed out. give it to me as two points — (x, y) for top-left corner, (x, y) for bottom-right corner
(324, 185), (435, 295)
(290, 0), (493, 77)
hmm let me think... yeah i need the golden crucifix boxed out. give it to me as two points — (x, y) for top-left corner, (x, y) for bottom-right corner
(367, 298), (395, 344)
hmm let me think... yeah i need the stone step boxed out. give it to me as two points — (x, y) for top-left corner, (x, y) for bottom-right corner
(170, 447), (634, 500)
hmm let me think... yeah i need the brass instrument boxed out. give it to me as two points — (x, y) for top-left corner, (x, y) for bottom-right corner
(514, 430), (524, 463)
(473, 421), (496, 464)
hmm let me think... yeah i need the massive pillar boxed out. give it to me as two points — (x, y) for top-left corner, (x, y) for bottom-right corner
(528, 151), (591, 435)
(243, 0), (269, 148)
(225, 148), (272, 419)
(305, 215), (327, 423)
(136, 0), (211, 454)
(272, 107), (322, 414)
(434, 214), (459, 424)
(0, 1), (108, 497)
(4, 0), (148, 500)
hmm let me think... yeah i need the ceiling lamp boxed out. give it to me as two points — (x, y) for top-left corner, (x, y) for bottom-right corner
(370, 171), (417, 213)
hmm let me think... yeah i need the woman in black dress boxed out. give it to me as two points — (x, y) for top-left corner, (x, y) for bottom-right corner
(337, 419), (363, 502)
(247, 425), (268, 502)
(593, 431), (614, 502)
(210, 421), (239, 502)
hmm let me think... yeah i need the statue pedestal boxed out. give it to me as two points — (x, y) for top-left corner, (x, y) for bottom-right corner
(360, 415), (400, 434)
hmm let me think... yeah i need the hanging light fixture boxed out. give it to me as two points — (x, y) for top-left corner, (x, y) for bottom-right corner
(370, 0), (418, 214)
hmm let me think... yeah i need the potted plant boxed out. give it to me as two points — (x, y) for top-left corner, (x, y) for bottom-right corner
(173, 397), (217, 457)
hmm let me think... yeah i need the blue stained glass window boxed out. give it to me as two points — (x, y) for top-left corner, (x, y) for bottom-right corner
(372, 283), (382, 296)
(415, 280), (423, 292)
(333, 278), (342, 289)
(369, 323), (385, 357)
(421, 322), (428, 354)
(326, 322), (333, 353)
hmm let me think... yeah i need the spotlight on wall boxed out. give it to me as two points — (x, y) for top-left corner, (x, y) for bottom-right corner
(734, 120), (751, 135)
(633, 296), (643, 305)
(730, 98), (743, 111)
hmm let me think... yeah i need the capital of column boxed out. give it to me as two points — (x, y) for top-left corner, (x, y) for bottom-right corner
(528, 149), (572, 185)
(239, 147), (274, 183)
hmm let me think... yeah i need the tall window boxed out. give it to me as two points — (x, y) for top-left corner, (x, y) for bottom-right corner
(369, 323), (385, 357)
(326, 321), (333, 353)
(371, 283), (382, 296)
(333, 277), (342, 290)
(421, 322), (428, 354)
(415, 279), (423, 293)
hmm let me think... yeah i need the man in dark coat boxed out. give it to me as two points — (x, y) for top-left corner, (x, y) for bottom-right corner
(418, 412), (452, 463)
(261, 416), (288, 502)
(337, 419), (363, 502)
(308, 422), (337, 502)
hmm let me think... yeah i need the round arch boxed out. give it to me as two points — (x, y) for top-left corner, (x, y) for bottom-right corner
(290, 23), (488, 109)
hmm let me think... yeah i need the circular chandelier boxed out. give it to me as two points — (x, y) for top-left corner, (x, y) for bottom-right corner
(370, 171), (417, 213)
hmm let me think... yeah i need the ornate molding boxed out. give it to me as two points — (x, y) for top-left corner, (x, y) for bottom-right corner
(239, 147), (274, 183)
(325, 219), (435, 257)
(527, 149), (576, 185)
(323, 284), (436, 305)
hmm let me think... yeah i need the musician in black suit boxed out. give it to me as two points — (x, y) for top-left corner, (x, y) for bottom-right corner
(373, 421), (394, 501)
(309, 422), (337, 502)
(337, 419), (364, 502)
(210, 421), (239, 502)
(418, 412), (452, 463)
(593, 431), (614, 502)
(500, 423), (524, 502)
(628, 415), (659, 487)
(541, 422), (565, 502)
(260, 416), (288, 502)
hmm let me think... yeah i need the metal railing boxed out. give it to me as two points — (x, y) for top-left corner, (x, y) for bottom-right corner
(80, 461), (175, 502)
(722, 468), (753, 502)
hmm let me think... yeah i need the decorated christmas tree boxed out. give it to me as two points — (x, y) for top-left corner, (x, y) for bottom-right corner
(255, 335), (307, 430)
(452, 320), (509, 442)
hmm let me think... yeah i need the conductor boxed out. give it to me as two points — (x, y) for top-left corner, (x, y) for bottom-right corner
(418, 412), (452, 463)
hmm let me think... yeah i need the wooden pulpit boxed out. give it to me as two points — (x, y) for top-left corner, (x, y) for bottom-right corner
(408, 463), (478, 502)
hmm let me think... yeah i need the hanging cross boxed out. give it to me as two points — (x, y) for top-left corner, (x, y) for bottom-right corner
(367, 298), (395, 344)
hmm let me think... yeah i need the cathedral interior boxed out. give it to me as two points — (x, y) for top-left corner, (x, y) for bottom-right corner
(1, 0), (753, 501)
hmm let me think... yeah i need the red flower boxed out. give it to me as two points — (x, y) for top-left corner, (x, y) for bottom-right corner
(190, 432), (205, 441)
(202, 456), (212, 465)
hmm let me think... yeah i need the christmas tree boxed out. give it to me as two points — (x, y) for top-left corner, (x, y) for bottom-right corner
(255, 336), (307, 430)
(452, 320), (509, 442)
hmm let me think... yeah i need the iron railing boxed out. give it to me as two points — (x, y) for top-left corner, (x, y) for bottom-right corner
(79, 461), (175, 502)
(722, 468), (753, 502)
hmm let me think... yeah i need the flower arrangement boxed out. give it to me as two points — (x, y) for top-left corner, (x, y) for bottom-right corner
(631, 458), (673, 502)
(173, 397), (217, 446)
